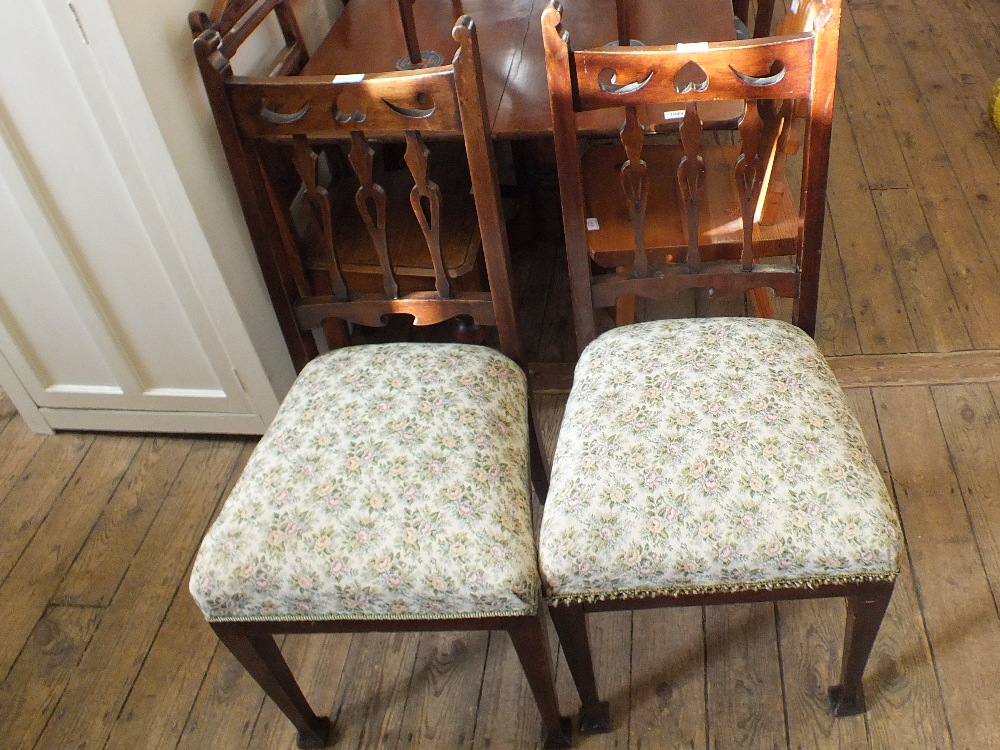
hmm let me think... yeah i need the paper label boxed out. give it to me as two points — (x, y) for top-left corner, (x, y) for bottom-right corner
(333, 73), (365, 84)
(676, 41), (710, 52)
(664, 109), (685, 121)
(586, 218), (600, 231)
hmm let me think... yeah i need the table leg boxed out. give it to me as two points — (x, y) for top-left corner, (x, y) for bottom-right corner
(511, 138), (564, 244)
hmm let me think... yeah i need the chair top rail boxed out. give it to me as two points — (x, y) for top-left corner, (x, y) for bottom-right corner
(569, 34), (816, 111)
(227, 68), (464, 139)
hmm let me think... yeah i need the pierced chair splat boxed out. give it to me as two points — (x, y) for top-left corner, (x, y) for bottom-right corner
(188, 17), (569, 750)
(192, 0), (492, 369)
(539, 0), (901, 734)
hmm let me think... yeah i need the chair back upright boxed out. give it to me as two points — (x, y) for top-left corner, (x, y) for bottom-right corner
(542, 0), (842, 354)
(191, 0), (315, 367)
(199, 17), (524, 367)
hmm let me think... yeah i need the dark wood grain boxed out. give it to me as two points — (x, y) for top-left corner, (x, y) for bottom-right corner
(30, 439), (244, 750)
(55, 438), (193, 607)
(0, 436), (140, 674)
(875, 386), (1000, 749)
(0, 434), (93, 584)
(705, 604), (785, 750)
(0, 606), (101, 750)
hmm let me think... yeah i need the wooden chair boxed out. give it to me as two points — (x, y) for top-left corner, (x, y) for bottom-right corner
(192, 0), (484, 369)
(188, 18), (570, 749)
(540, 0), (902, 733)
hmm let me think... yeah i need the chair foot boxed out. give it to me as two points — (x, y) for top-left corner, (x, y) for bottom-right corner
(829, 684), (866, 717)
(542, 715), (574, 749)
(578, 700), (611, 734)
(295, 716), (334, 749)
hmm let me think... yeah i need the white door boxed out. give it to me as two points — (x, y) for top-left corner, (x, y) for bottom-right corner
(0, 0), (286, 434)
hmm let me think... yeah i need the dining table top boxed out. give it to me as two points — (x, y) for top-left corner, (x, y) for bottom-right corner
(302, 0), (744, 138)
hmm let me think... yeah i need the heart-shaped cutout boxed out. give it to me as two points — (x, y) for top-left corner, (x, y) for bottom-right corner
(333, 91), (367, 124)
(673, 60), (709, 94)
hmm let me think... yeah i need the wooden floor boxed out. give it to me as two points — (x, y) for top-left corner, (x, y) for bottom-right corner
(4, 0), (1000, 747)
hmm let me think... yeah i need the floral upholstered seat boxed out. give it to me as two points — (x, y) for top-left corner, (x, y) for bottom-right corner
(538, 318), (902, 605)
(190, 343), (540, 622)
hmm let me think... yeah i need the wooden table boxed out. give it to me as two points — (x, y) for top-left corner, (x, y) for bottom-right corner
(303, 0), (742, 138)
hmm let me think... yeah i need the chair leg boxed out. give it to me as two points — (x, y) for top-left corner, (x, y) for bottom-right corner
(548, 604), (611, 734)
(212, 624), (333, 749)
(507, 615), (572, 749)
(829, 579), (896, 717)
(528, 408), (550, 503)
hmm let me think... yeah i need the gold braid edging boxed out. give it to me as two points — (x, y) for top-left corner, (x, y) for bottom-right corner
(544, 570), (898, 606)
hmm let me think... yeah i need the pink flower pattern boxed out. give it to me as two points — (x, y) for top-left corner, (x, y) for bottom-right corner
(190, 344), (538, 621)
(539, 319), (902, 604)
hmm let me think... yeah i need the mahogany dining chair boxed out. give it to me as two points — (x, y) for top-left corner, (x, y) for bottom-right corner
(187, 15), (569, 749)
(538, 0), (901, 733)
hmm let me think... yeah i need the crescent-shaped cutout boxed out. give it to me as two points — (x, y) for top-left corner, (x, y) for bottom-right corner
(598, 69), (654, 95)
(729, 61), (786, 87)
(382, 98), (437, 118)
(259, 102), (309, 125)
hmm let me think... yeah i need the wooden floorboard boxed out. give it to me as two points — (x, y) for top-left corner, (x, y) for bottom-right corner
(875, 387), (1000, 749)
(0, 390), (998, 749)
(4, 0), (1000, 746)
(841, 390), (951, 750)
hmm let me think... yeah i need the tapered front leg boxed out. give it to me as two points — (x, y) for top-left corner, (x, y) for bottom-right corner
(212, 624), (333, 748)
(829, 580), (895, 716)
(507, 615), (572, 749)
(548, 603), (611, 733)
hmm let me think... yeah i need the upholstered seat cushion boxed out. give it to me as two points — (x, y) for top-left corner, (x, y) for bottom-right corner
(538, 318), (902, 605)
(190, 343), (539, 621)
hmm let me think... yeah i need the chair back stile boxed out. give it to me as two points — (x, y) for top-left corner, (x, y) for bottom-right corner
(796, 0), (841, 335)
(542, 0), (840, 353)
(191, 0), (316, 368)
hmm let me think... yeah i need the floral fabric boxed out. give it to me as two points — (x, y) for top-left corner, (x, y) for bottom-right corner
(190, 343), (539, 621)
(539, 318), (902, 604)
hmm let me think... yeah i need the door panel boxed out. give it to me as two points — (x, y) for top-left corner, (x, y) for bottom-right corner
(0, 0), (278, 432)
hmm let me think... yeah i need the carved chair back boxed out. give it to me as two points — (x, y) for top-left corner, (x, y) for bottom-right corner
(213, 18), (522, 364)
(542, 0), (841, 354)
(194, 15), (522, 369)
